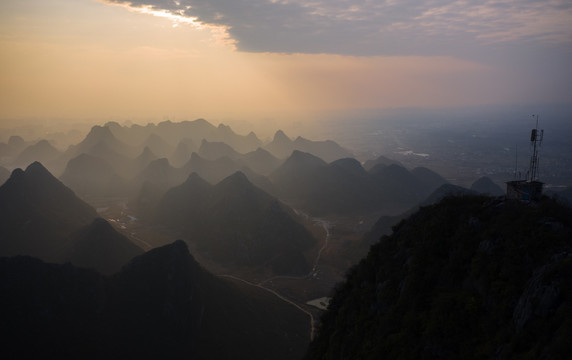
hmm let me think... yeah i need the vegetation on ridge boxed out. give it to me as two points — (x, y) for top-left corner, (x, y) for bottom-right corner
(307, 195), (572, 359)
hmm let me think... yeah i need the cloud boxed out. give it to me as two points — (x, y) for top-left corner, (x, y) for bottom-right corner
(103, 0), (572, 56)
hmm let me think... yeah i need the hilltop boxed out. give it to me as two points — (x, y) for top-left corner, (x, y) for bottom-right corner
(307, 195), (572, 359)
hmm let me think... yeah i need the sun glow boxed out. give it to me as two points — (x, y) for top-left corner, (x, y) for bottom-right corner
(99, 1), (235, 48)
(127, 5), (202, 28)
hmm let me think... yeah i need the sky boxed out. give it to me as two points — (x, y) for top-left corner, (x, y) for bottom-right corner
(1, 0), (571, 125)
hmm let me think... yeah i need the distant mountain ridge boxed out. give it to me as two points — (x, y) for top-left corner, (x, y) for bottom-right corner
(362, 183), (475, 248)
(269, 151), (448, 216)
(11, 139), (61, 169)
(265, 129), (353, 162)
(157, 171), (315, 274)
(471, 176), (504, 196)
(106, 119), (262, 155)
(0, 166), (9, 185)
(60, 153), (127, 199)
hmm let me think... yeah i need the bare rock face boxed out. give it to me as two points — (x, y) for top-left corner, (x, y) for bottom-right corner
(513, 252), (570, 332)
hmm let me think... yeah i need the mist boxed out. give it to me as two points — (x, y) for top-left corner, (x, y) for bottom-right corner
(2, 0), (572, 358)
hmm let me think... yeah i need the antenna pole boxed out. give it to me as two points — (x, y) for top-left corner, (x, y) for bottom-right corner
(514, 144), (518, 179)
(528, 114), (542, 181)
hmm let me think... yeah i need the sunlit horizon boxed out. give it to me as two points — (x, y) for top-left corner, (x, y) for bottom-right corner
(1, 0), (571, 127)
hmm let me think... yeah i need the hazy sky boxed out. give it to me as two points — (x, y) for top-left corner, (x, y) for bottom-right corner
(1, 0), (571, 124)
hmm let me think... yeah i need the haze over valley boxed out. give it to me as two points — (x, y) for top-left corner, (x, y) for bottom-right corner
(1, 0), (572, 358)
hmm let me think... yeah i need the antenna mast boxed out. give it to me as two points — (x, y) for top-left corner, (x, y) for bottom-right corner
(506, 114), (545, 201)
(528, 114), (543, 181)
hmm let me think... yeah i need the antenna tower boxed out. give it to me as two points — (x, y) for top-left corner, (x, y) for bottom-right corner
(528, 114), (543, 181)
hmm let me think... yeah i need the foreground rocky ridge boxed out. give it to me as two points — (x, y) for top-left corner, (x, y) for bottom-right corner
(307, 195), (572, 359)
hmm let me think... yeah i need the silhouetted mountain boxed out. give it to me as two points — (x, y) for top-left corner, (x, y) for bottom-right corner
(362, 184), (475, 248)
(7, 135), (29, 154)
(0, 162), (141, 274)
(419, 183), (475, 206)
(169, 138), (197, 167)
(0, 166), (9, 185)
(8, 135), (28, 150)
(182, 152), (237, 183)
(11, 139), (61, 168)
(471, 176), (504, 196)
(103, 121), (132, 146)
(60, 153), (127, 199)
(133, 146), (158, 173)
(51, 125), (136, 176)
(265, 130), (294, 159)
(86, 141), (134, 178)
(0, 136), (30, 165)
(157, 172), (315, 274)
(370, 164), (449, 207)
(180, 152), (275, 193)
(411, 166), (449, 193)
(238, 147), (283, 175)
(308, 196), (572, 359)
(264, 130), (353, 162)
(270, 152), (445, 216)
(130, 158), (185, 202)
(198, 139), (242, 160)
(75, 125), (135, 157)
(105, 119), (261, 155)
(131, 152), (276, 212)
(156, 172), (212, 227)
(132, 181), (167, 219)
(0, 162), (98, 261)
(370, 164), (422, 202)
(140, 133), (173, 158)
(158, 118), (218, 145)
(363, 155), (402, 171)
(269, 151), (331, 212)
(330, 157), (370, 178)
(325, 157), (380, 211)
(1, 240), (309, 359)
(65, 218), (143, 275)
(293, 136), (353, 163)
(215, 123), (262, 153)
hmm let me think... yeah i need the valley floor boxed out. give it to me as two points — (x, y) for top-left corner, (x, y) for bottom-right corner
(98, 199), (376, 339)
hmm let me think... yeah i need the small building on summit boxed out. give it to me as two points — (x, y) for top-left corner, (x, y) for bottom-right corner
(506, 180), (543, 201)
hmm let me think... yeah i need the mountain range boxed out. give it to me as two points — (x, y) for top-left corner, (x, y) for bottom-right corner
(1, 240), (309, 359)
(264, 129), (353, 162)
(269, 151), (448, 216)
(11, 139), (62, 169)
(0, 162), (142, 274)
(156, 171), (315, 275)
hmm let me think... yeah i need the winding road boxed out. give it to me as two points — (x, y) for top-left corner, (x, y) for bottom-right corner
(219, 274), (317, 341)
(218, 216), (332, 342)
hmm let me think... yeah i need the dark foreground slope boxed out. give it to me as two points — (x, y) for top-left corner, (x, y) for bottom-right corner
(1, 241), (309, 360)
(307, 196), (572, 359)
